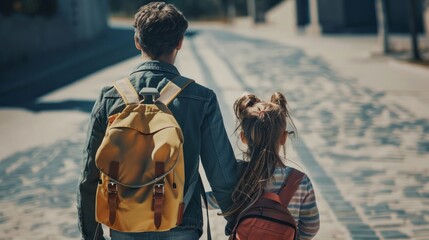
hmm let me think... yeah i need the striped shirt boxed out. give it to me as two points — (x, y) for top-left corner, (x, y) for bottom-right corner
(265, 167), (320, 240)
(206, 166), (319, 240)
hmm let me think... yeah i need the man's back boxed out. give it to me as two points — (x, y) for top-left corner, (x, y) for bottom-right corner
(78, 3), (238, 239)
(78, 60), (238, 239)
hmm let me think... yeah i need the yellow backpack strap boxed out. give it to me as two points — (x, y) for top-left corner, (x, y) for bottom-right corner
(114, 78), (140, 105)
(156, 76), (194, 105)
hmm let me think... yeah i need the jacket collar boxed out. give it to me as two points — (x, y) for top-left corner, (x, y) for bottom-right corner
(130, 60), (180, 76)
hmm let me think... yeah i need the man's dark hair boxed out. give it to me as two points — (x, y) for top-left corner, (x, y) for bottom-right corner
(133, 2), (188, 59)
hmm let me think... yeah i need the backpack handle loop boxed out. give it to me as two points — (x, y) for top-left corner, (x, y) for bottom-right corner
(139, 87), (160, 103)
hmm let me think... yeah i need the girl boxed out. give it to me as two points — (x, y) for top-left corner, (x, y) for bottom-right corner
(209, 92), (320, 239)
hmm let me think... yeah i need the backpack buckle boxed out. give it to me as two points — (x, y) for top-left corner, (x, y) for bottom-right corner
(153, 183), (165, 195)
(108, 180), (118, 194)
(107, 180), (118, 225)
(153, 182), (165, 229)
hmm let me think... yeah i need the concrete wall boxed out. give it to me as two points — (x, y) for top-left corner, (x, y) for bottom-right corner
(299, 0), (425, 34)
(387, 0), (424, 32)
(344, 0), (377, 31)
(317, 0), (346, 32)
(0, 0), (108, 66)
(317, 0), (377, 33)
(295, 0), (310, 27)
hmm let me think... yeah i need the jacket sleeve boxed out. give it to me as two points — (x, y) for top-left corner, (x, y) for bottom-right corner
(77, 89), (108, 240)
(298, 176), (320, 240)
(205, 191), (220, 210)
(199, 91), (238, 234)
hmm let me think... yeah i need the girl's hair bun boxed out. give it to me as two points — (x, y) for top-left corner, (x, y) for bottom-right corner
(234, 93), (260, 119)
(270, 92), (287, 112)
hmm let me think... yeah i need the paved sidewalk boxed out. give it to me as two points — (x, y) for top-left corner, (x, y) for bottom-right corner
(205, 19), (429, 239)
(1, 20), (429, 240)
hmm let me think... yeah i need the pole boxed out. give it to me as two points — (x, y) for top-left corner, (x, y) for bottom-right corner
(247, 0), (256, 23)
(307, 0), (321, 34)
(408, 0), (421, 60)
(376, 0), (391, 54)
(227, 0), (236, 23)
(254, 0), (266, 23)
(424, 0), (429, 46)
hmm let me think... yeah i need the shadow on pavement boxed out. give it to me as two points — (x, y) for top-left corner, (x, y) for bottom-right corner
(0, 129), (86, 238)
(0, 27), (138, 111)
(21, 100), (95, 113)
(0, 29), (201, 114)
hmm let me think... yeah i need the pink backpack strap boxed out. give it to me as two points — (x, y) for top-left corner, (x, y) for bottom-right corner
(278, 169), (305, 206)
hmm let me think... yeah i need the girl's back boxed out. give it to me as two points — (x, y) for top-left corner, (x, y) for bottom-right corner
(265, 166), (319, 239)
(224, 92), (320, 240)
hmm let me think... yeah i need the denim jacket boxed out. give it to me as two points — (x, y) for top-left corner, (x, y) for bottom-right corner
(77, 60), (238, 239)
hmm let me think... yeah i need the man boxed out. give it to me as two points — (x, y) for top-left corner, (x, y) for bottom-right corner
(77, 2), (238, 239)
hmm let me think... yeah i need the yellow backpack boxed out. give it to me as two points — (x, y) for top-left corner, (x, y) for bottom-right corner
(94, 77), (193, 232)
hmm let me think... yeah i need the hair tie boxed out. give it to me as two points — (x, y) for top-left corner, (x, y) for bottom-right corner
(258, 111), (266, 118)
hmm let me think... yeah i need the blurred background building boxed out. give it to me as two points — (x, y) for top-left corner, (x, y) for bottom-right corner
(296, 0), (425, 33)
(0, 0), (108, 66)
(0, 0), (428, 72)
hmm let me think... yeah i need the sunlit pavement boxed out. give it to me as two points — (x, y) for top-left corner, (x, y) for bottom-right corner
(1, 21), (429, 239)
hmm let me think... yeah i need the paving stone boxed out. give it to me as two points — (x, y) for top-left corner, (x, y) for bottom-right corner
(380, 230), (410, 239)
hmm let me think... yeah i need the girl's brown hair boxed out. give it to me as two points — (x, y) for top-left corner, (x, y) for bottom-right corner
(223, 92), (296, 217)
